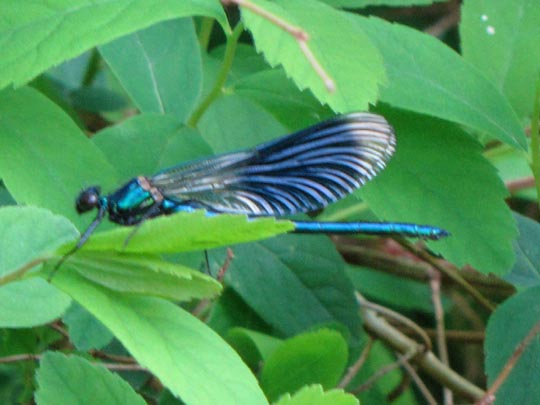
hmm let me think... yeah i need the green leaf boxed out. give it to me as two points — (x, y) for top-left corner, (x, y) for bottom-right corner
(63, 303), (114, 351)
(0, 278), (71, 328)
(241, 0), (386, 113)
(69, 87), (127, 113)
(93, 113), (212, 180)
(346, 265), (439, 313)
(504, 213), (540, 288)
(274, 385), (358, 405)
(58, 252), (222, 302)
(0, 0), (228, 90)
(233, 69), (333, 130)
(260, 329), (348, 402)
(354, 16), (526, 149)
(221, 235), (361, 337)
(360, 109), (517, 275)
(0, 206), (77, 276)
(35, 352), (146, 405)
(0, 87), (118, 229)
(79, 210), (294, 254)
(486, 145), (536, 200)
(485, 286), (540, 403)
(53, 271), (268, 405)
(100, 18), (202, 122)
(461, 0), (540, 120)
(198, 94), (288, 153)
(226, 327), (284, 368)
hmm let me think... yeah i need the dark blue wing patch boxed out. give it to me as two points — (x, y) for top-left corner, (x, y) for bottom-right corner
(151, 113), (396, 216)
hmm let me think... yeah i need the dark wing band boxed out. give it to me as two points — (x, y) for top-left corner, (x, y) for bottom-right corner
(151, 112), (396, 216)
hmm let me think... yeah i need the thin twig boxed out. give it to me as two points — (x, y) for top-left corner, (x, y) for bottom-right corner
(400, 356), (438, 405)
(360, 298), (432, 351)
(356, 292), (485, 401)
(0, 353), (41, 364)
(351, 347), (421, 395)
(395, 237), (496, 312)
(424, 0), (461, 37)
(428, 268), (452, 404)
(338, 337), (374, 388)
(224, 0), (336, 92)
(192, 249), (235, 318)
(477, 321), (540, 405)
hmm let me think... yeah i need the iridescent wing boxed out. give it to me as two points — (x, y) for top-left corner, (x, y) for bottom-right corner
(151, 113), (396, 216)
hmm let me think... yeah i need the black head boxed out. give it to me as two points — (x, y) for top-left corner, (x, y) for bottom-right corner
(76, 186), (101, 214)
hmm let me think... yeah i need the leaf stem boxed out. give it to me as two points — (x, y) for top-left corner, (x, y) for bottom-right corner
(224, 0), (335, 92)
(81, 48), (101, 87)
(529, 72), (540, 205)
(187, 23), (244, 127)
(198, 17), (215, 51)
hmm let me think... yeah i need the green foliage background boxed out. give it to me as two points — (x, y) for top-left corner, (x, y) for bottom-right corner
(0, 0), (539, 403)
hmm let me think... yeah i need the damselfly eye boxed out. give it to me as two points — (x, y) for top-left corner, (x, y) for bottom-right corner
(76, 186), (101, 214)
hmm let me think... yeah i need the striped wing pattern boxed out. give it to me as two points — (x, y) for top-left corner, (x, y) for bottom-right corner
(151, 113), (396, 216)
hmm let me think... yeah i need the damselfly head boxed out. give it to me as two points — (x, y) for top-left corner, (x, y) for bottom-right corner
(76, 186), (101, 214)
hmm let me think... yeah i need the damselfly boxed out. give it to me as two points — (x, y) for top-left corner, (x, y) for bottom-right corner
(53, 113), (448, 276)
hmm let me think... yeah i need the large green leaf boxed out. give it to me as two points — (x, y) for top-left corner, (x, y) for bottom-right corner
(241, 0), (386, 113)
(53, 270), (268, 405)
(353, 16), (526, 149)
(100, 18), (202, 122)
(233, 69), (333, 130)
(260, 329), (348, 402)
(360, 109), (517, 275)
(220, 234), (361, 337)
(77, 210), (293, 254)
(0, 87), (117, 229)
(461, 0), (540, 120)
(93, 113), (212, 180)
(0, 0), (228, 90)
(59, 252), (221, 302)
(198, 94), (288, 152)
(484, 286), (540, 403)
(35, 352), (146, 405)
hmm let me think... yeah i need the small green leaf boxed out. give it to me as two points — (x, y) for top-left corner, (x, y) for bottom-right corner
(0, 0), (228, 89)
(221, 234), (361, 337)
(0, 278), (71, 328)
(227, 327), (284, 368)
(485, 286), (540, 403)
(0, 87), (118, 229)
(0, 206), (77, 276)
(69, 87), (127, 113)
(361, 109), (517, 275)
(241, 0), (386, 112)
(59, 252), (222, 302)
(261, 329), (348, 402)
(354, 16), (526, 149)
(35, 352), (145, 405)
(461, 0), (540, 120)
(63, 303), (114, 351)
(53, 271), (268, 405)
(79, 211), (294, 254)
(505, 213), (540, 288)
(100, 18), (202, 122)
(274, 385), (358, 405)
